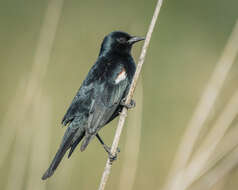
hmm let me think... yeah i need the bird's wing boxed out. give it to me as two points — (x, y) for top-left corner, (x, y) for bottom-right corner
(61, 84), (93, 126)
(61, 63), (98, 126)
(80, 64), (130, 151)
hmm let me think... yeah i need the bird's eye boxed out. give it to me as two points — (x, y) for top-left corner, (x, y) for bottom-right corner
(117, 37), (127, 44)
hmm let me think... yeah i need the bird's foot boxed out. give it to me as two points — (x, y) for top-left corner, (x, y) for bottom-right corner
(120, 98), (136, 109)
(103, 145), (120, 162)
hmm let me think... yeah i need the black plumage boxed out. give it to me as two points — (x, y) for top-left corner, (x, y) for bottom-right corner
(42, 31), (144, 180)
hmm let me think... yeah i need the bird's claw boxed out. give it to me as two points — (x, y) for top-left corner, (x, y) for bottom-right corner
(109, 153), (117, 162)
(120, 98), (136, 109)
(103, 145), (120, 162)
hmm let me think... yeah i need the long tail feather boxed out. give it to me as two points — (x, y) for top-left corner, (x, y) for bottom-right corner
(68, 130), (85, 158)
(42, 127), (78, 180)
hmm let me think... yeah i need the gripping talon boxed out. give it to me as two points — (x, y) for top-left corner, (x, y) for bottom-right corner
(96, 134), (120, 162)
(120, 98), (136, 109)
(103, 145), (120, 162)
(109, 153), (117, 162)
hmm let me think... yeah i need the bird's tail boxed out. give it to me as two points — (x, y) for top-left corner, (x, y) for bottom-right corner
(42, 126), (79, 180)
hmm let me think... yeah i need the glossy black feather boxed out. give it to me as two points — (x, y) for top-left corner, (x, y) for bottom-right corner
(42, 31), (143, 180)
(42, 120), (80, 179)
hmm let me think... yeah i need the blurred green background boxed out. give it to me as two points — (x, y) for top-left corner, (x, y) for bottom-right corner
(0, 0), (238, 190)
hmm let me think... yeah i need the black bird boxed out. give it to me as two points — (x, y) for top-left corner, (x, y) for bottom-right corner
(42, 31), (144, 180)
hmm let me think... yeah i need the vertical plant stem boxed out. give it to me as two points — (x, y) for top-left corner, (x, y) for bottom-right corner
(98, 0), (163, 189)
(191, 146), (238, 190)
(180, 88), (238, 189)
(184, 123), (238, 190)
(118, 80), (143, 190)
(25, 93), (52, 190)
(1, 0), (64, 189)
(5, 121), (33, 190)
(202, 123), (238, 176)
(163, 20), (238, 190)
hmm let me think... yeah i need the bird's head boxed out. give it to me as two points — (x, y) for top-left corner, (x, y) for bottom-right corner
(99, 31), (144, 57)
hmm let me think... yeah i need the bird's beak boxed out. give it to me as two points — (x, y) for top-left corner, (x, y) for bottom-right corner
(128, 36), (145, 45)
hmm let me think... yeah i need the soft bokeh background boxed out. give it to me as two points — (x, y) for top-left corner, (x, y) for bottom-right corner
(0, 0), (238, 190)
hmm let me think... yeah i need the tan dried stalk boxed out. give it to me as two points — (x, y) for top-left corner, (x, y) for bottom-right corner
(25, 93), (52, 190)
(118, 80), (143, 190)
(180, 88), (238, 189)
(190, 145), (238, 190)
(98, 0), (163, 189)
(1, 0), (64, 189)
(201, 123), (238, 175)
(163, 20), (238, 190)
(184, 123), (238, 190)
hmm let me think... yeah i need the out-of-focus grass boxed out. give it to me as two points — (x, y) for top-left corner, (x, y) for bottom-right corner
(163, 20), (238, 190)
(0, 0), (238, 190)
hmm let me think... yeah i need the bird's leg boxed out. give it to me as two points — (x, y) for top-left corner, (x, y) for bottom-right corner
(96, 133), (120, 162)
(120, 98), (136, 109)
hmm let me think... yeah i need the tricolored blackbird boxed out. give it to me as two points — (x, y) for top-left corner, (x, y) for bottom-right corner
(42, 31), (144, 180)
